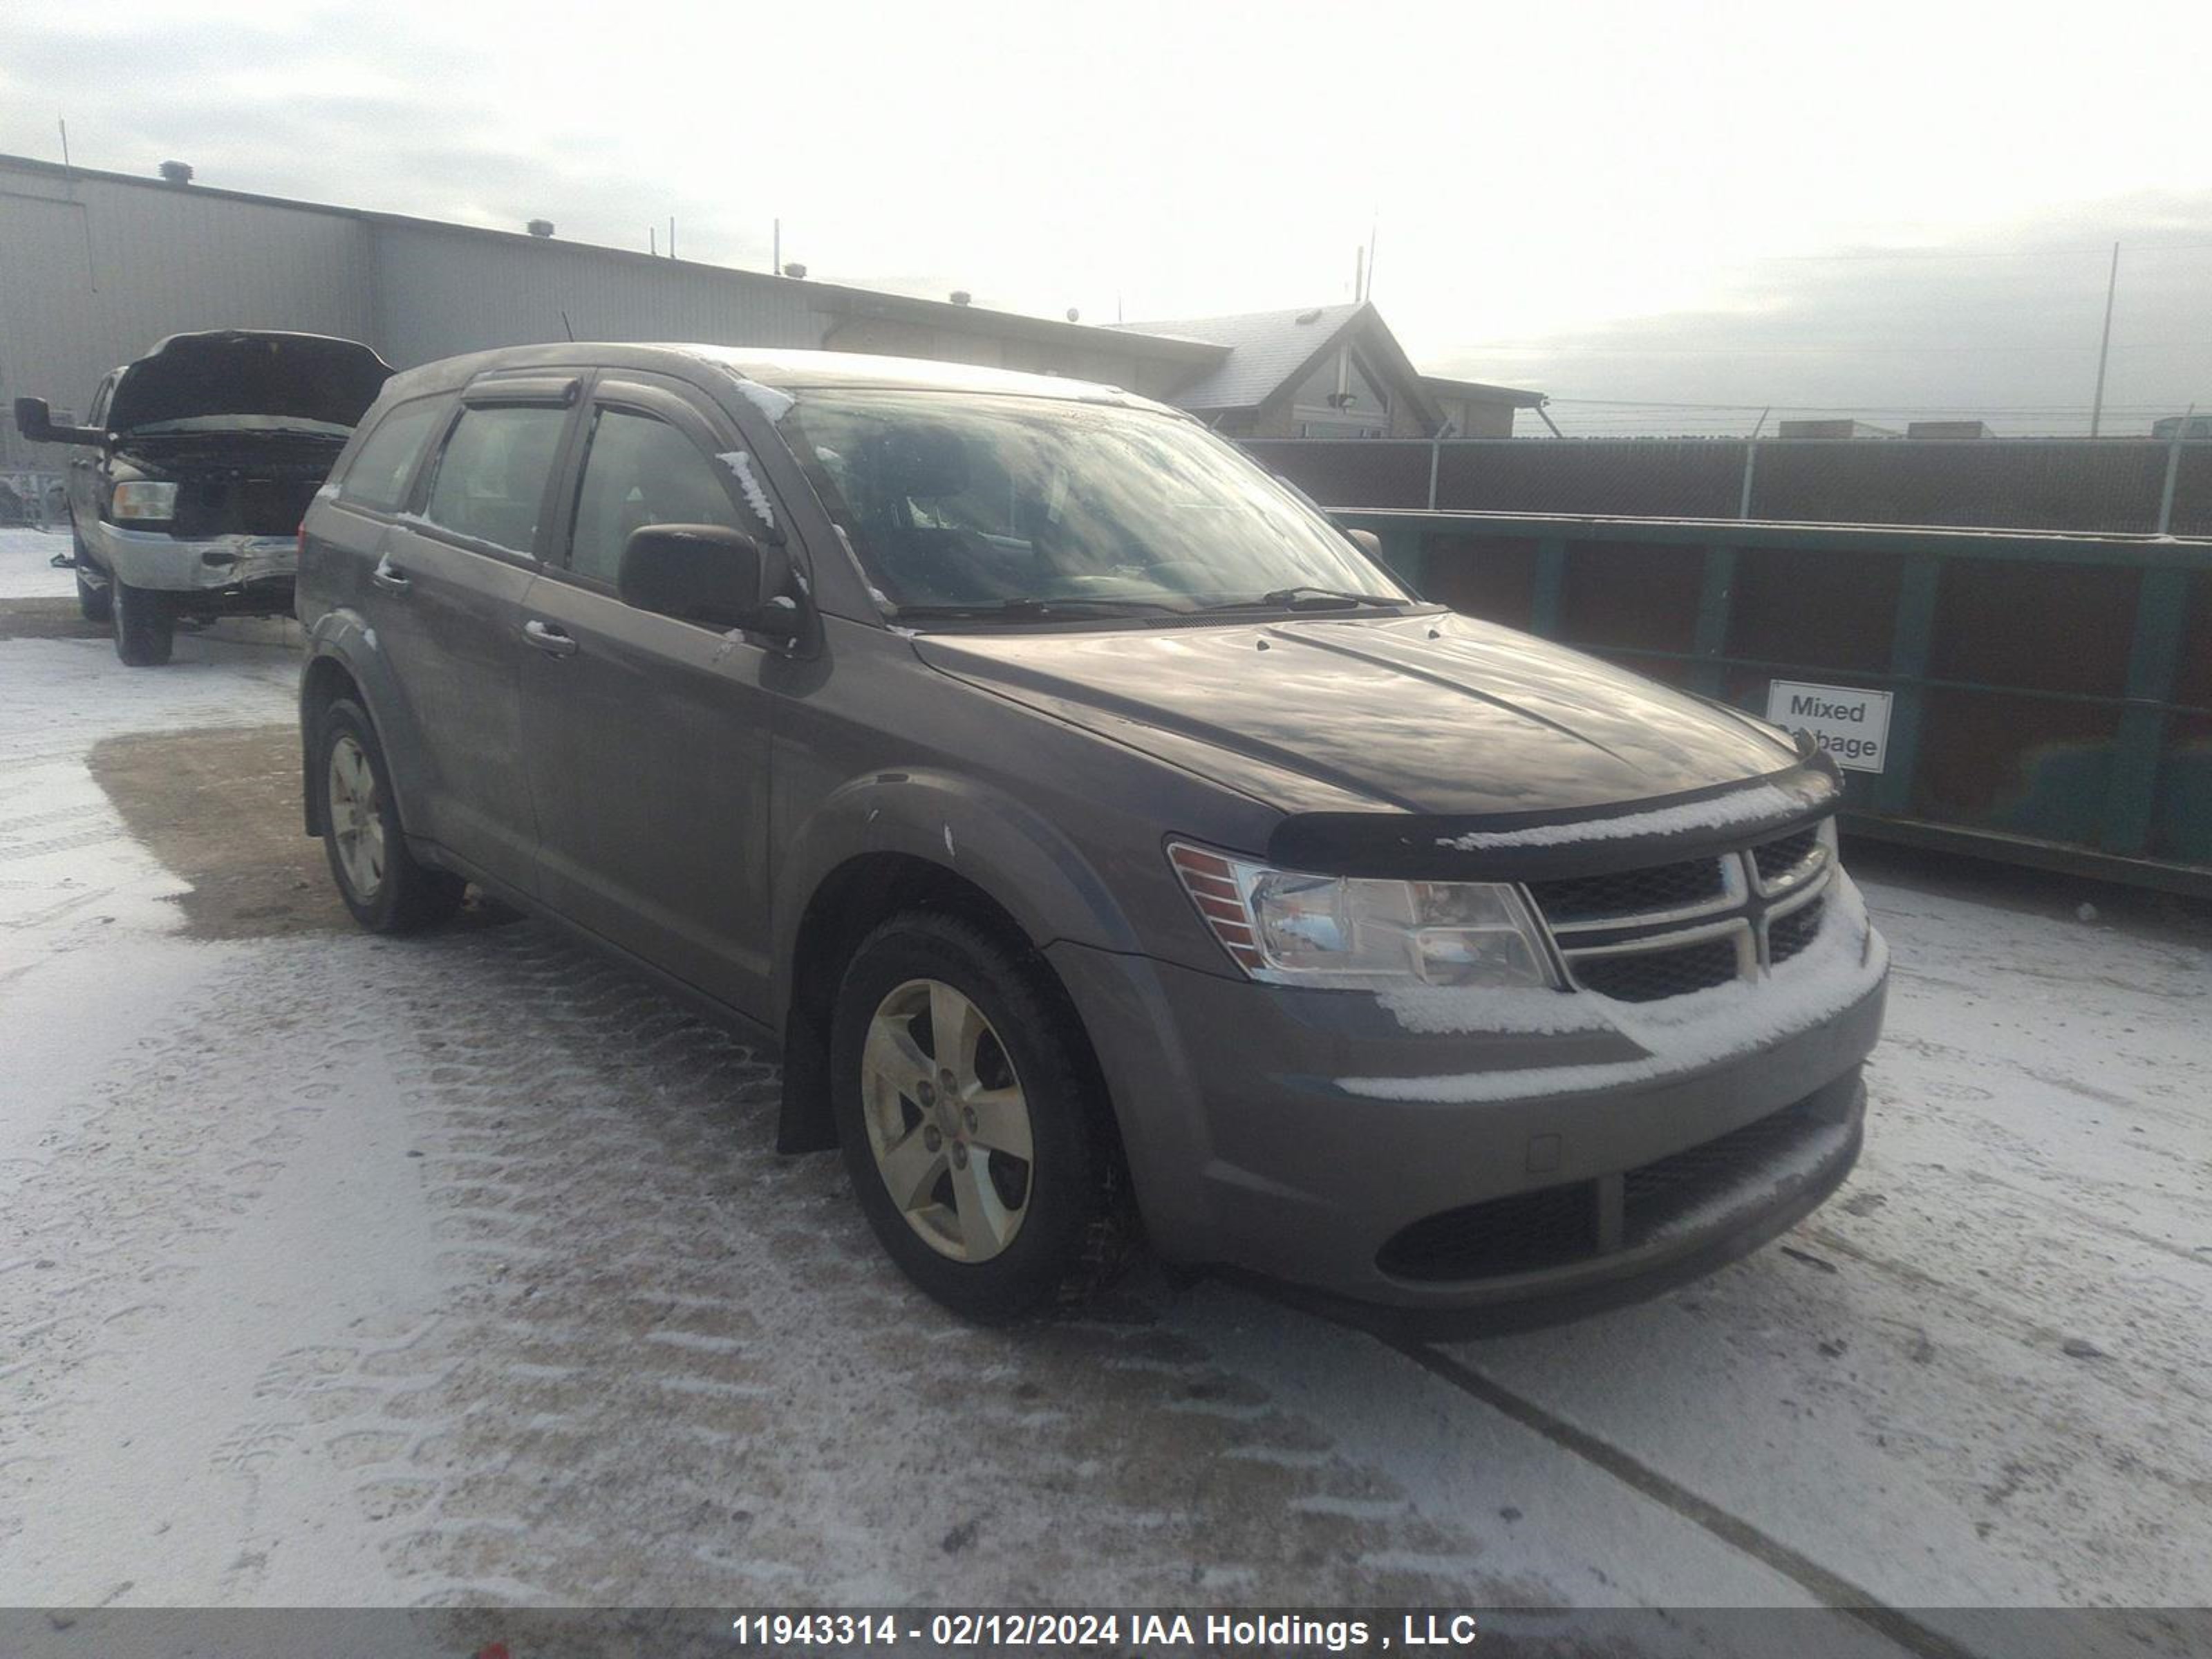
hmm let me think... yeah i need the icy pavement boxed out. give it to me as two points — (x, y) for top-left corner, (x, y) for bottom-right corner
(0, 525), (82, 600)
(1, 568), (2207, 1650)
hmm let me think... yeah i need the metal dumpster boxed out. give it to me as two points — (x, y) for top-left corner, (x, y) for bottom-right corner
(1335, 509), (2212, 897)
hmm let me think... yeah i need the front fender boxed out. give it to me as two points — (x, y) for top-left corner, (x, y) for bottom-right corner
(770, 766), (1144, 1029)
(300, 608), (436, 844)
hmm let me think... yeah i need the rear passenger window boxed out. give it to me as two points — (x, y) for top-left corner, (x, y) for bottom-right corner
(567, 408), (747, 586)
(338, 399), (447, 513)
(422, 405), (570, 554)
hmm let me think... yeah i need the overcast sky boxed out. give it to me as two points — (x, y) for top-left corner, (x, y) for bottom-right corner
(6, 0), (2209, 433)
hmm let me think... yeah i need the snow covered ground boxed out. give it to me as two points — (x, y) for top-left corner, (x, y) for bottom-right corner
(1, 523), (2206, 1652)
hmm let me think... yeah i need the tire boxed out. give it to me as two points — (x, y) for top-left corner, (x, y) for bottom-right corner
(110, 576), (174, 666)
(315, 697), (465, 934)
(71, 525), (112, 624)
(830, 912), (1132, 1322)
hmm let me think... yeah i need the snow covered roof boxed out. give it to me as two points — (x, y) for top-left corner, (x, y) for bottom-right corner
(1106, 303), (1370, 412)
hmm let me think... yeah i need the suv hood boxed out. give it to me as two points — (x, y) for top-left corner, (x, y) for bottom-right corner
(109, 330), (393, 433)
(915, 610), (1802, 822)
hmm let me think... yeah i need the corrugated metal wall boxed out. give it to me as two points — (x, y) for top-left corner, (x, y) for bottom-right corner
(368, 222), (823, 368)
(1, 168), (375, 467)
(0, 158), (833, 474)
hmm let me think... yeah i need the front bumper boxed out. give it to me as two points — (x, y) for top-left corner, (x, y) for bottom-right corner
(1047, 879), (1887, 1327)
(82, 520), (297, 595)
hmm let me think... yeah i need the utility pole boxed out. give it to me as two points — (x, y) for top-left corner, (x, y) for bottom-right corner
(2090, 241), (2119, 437)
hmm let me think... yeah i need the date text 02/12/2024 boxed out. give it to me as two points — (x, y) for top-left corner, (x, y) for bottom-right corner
(726, 1611), (1485, 1649)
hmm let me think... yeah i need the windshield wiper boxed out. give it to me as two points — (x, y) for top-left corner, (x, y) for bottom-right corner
(1199, 585), (1406, 613)
(890, 597), (1187, 621)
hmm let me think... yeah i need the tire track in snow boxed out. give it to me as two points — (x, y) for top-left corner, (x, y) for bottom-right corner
(276, 921), (1506, 1607)
(1385, 1340), (1987, 1659)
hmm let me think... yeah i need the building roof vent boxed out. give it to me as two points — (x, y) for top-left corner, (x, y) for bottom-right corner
(1066, 307), (1080, 323)
(949, 290), (972, 306)
(158, 160), (194, 185)
(782, 261), (807, 279)
(526, 218), (555, 238)
(1295, 308), (1323, 324)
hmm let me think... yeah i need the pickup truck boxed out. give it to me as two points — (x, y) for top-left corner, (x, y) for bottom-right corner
(13, 329), (393, 664)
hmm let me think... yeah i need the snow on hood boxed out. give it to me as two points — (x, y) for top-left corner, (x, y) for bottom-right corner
(108, 330), (394, 434)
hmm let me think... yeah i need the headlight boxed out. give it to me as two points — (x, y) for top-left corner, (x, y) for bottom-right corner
(109, 481), (179, 522)
(1168, 841), (1557, 989)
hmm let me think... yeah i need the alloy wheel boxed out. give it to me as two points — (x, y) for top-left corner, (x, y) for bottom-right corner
(326, 732), (386, 900)
(859, 977), (1035, 1262)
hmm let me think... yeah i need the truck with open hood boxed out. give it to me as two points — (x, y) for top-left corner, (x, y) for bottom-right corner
(14, 329), (394, 665)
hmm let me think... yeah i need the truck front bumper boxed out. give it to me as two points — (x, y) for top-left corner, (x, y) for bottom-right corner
(82, 521), (297, 596)
(1047, 874), (1888, 1332)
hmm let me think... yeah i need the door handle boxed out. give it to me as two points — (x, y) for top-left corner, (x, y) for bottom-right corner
(523, 619), (579, 657)
(371, 559), (411, 593)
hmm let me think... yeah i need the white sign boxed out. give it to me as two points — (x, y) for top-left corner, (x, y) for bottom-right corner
(1765, 679), (1894, 773)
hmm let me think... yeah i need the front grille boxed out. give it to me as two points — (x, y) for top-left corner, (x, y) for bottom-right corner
(1752, 825), (1824, 888)
(172, 471), (326, 537)
(1527, 856), (1729, 926)
(1571, 936), (1742, 1002)
(1622, 1094), (1837, 1246)
(1377, 1179), (1600, 1282)
(1768, 898), (1826, 964)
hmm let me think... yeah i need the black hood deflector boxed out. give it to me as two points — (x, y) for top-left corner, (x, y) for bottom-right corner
(1268, 758), (1842, 879)
(108, 330), (394, 433)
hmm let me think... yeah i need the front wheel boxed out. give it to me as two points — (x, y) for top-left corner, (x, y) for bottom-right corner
(830, 912), (1132, 1322)
(316, 697), (465, 934)
(110, 576), (173, 666)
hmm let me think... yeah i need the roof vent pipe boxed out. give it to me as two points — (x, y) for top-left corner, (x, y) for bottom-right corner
(782, 261), (807, 279)
(526, 218), (554, 238)
(949, 290), (972, 306)
(158, 160), (194, 185)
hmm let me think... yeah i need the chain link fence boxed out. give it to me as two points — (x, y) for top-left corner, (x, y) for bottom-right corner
(1248, 436), (2212, 536)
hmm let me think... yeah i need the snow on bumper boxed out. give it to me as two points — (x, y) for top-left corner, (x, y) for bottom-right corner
(1047, 872), (1887, 1315)
(1342, 871), (1888, 1103)
(84, 521), (297, 593)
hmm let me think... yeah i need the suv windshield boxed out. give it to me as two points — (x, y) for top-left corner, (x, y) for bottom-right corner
(775, 390), (1412, 619)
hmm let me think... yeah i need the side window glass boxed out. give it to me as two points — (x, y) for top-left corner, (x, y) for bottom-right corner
(422, 404), (570, 554)
(568, 407), (746, 587)
(87, 376), (114, 428)
(337, 399), (448, 513)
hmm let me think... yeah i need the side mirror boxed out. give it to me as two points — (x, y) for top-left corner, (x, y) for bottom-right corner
(12, 397), (103, 447)
(618, 523), (800, 640)
(1346, 527), (1383, 560)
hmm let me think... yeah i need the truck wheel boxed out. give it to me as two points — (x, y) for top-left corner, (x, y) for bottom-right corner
(111, 577), (174, 666)
(830, 912), (1132, 1322)
(71, 526), (112, 624)
(317, 697), (465, 933)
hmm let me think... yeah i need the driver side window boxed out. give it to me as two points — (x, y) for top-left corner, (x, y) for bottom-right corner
(568, 408), (746, 588)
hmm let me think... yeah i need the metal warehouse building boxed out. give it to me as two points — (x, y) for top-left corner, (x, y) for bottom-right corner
(0, 151), (1541, 486)
(0, 153), (1226, 476)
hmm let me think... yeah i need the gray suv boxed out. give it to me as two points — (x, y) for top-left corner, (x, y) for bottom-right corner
(296, 344), (1888, 1329)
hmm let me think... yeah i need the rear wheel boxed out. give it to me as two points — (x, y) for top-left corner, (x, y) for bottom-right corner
(316, 697), (465, 933)
(831, 912), (1130, 1321)
(71, 525), (111, 624)
(110, 576), (174, 666)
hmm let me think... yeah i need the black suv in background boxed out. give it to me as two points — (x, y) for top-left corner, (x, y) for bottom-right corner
(295, 344), (1887, 1329)
(15, 329), (392, 664)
